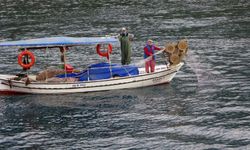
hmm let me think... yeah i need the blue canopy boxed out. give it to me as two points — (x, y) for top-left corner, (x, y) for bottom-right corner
(0, 36), (119, 47)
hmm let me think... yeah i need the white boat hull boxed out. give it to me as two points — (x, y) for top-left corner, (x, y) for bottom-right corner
(0, 63), (183, 94)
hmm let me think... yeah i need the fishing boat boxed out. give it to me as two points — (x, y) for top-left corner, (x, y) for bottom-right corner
(0, 36), (186, 94)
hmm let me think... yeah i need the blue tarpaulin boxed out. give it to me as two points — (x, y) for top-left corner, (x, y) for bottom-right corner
(0, 36), (119, 47)
(56, 63), (139, 81)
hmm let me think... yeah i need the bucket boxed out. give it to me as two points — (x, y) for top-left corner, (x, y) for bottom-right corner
(170, 54), (180, 65)
(165, 42), (176, 53)
(177, 39), (188, 51)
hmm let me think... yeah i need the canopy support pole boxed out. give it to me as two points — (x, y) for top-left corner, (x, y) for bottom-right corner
(104, 44), (112, 78)
(63, 46), (67, 81)
(45, 47), (49, 82)
(108, 53), (113, 78)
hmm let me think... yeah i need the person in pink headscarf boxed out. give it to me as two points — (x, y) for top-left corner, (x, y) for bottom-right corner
(144, 39), (163, 73)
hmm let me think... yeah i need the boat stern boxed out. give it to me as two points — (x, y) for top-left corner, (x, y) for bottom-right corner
(0, 74), (24, 95)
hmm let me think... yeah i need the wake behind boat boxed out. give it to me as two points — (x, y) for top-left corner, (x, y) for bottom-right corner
(0, 36), (187, 94)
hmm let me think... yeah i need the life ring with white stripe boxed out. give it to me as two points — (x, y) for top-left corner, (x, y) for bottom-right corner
(18, 50), (35, 69)
(96, 44), (112, 57)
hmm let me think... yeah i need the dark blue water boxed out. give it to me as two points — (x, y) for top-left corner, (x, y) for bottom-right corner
(0, 0), (250, 149)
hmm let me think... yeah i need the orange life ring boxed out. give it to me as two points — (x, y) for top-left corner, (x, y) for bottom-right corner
(96, 44), (112, 57)
(18, 50), (36, 69)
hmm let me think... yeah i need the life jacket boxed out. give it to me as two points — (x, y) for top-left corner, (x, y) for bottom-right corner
(144, 45), (155, 59)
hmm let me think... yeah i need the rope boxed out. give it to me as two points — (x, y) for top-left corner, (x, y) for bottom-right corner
(122, 65), (132, 76)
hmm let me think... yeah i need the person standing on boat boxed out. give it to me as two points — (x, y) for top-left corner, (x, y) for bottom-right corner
(144, 39), (163, 73)
(118, 27), (134, 65)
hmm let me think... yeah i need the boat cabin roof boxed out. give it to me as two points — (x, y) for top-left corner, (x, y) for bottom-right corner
(0, 36), (119, 48)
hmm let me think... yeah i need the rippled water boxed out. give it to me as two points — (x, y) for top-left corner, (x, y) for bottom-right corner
(0, 0), (250, 149)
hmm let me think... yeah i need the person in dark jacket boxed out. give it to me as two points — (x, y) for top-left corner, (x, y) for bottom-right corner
(144, 39), (163, 73)
(119, 27), (134, 65)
